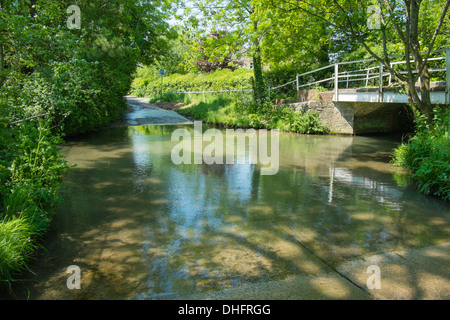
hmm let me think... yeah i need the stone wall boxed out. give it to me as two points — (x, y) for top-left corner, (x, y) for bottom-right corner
(290, 101), (355, 134)
(297, 89), (334, 102)
(285, 100), (413, 135)
(275, 88), (416, 135)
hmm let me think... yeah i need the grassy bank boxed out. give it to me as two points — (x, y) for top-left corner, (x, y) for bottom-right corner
(130, 68), (253, 98)
(0, 121), (69, 285)
(393, 108), (449, 201)
(151, 92), (327, 134)
(131, 66), (326, 134)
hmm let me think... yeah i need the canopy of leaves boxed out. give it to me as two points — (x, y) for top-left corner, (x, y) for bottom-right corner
(1, 0), (177, 133)
(195, 31), (243, 73)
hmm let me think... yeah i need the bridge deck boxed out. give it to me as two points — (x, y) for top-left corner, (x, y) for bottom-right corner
(335, 81), (447, 105)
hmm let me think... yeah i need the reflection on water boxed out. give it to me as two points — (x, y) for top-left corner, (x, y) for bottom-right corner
(6, 124), (450, 299)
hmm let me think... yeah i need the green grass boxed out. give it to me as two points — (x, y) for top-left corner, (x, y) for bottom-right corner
(0, 123), (69, 285)
(392, 108), (450, 201)
(0, 217), (38, 284)
(130, 68), (253, 99)
(153, 92), (327, 134)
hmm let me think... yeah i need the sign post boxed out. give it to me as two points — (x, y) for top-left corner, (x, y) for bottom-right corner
(159, 68), (166, 99)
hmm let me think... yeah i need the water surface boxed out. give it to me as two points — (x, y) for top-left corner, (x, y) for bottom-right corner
(7, 124), (450, 299)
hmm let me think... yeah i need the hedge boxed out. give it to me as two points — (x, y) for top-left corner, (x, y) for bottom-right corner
(129, 68), (254, 98)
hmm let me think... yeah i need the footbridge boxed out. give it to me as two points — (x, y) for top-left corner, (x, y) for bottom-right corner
(273, 49), (449, 134)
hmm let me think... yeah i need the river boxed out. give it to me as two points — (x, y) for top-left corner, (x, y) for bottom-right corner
(4, 102), (450, 300)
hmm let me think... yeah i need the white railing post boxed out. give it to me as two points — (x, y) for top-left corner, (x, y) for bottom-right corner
(446, 48), (450, 104)
(334, 63), (339, 102)
(388, 63), (393, 86)
(366, 69), (370, 87)
(379, 62), (384, 102)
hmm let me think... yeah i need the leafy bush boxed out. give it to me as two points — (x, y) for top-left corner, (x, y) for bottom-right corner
(149, 92), (181, 103)
(130, 68), (253, 98)
(178, 94), (326, 134)
(0, 0), (171, 286)
(1, 58), (129, 137)
(263, 68), (299, 99)
(393, 109), (449, 201)
(0, 122), (69, 282)
(264, 105), (326, 134)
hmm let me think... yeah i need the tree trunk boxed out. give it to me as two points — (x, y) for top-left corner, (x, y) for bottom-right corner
(0, 43), (3, 72)
(251, 15), (267, 105)
(405, 74), (433, 122)
(0, 43), (4, 86)
(253, 46), (266, 104)
(405, 0), (434, 123)
(418, 64), (433, 122)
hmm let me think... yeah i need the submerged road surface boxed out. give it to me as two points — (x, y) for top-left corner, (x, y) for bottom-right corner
(2, 96), (449, 300)
(111, 96), (192, 127)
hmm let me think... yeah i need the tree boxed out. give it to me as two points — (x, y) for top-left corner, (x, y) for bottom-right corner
(262, 0), (450, 122)
(155, 26), (200, 75)
(182, 0), (268, 103)
(0, 0), (177, 132)
(253, 0), (332, 70)
(0, 0), (176, 76)
(195, 31), (242, 72)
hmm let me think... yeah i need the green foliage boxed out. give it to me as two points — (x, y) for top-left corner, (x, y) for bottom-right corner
(0, 122), (69, 282)
(264, 67), (301, 99)
(256, 0), (332, 69)
(1, 0), (175, 136)
(0, 0), (176, 284)
(252, 47), (267, 103)
(0, 217), (38, 283)
(1, 58), (130, 137)
(177, 93), (326, 135)
(393, 108), (450, 201)
(196, 31), (242, 73)
(152, 27), (200, 75)
(149, 92), (184, 103)
(130, 68), (254, 98)
(182, 0), (268, 106)
(265, 105), (326, 134)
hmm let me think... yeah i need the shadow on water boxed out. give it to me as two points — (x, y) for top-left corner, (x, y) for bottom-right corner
(3, 124), (449, 300)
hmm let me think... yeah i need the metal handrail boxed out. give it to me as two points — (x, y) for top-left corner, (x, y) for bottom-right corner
(175, 89), (252, 94)
(291, 49), (448, 102)
(164, 49), (448, 104)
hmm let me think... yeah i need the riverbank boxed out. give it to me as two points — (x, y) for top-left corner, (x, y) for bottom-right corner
(392, 107), (449, 201)
(145, 94), (327, 134)
(0, 123), (69, 286)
